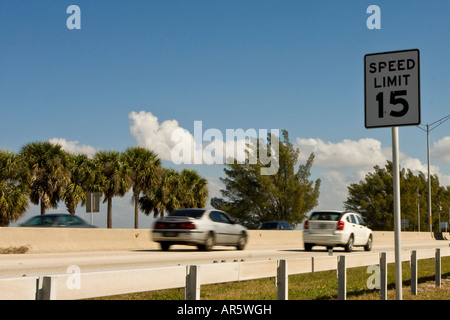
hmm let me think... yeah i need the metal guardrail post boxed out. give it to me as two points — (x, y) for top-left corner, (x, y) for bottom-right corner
(37, 276), (56, 300)
(277, 259), (288, 300)
(435, 248), (441, 288)
(185, 265), (200, 300)
(380, 252), (387, 300)
(411, 250), (418, 295)
(337, 255), (346, 300)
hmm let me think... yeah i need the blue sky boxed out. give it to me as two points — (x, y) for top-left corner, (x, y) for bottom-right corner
(1, 1), (449, 228)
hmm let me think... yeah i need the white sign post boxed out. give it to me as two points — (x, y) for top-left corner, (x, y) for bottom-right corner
(364, 49), (421, 300)
(86, 192), (100, 226)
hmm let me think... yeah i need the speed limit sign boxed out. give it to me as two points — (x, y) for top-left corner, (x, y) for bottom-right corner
(364, 49), (420, 128)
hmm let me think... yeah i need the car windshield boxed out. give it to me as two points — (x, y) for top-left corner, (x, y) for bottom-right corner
(259, 222), (279, 229)
(22, 216), (56, 226)
(309, 212), (342, 221)
(21, 216), (44, 226)
(169, 209), (205, 219)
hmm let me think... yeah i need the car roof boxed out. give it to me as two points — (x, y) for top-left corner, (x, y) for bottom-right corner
(262, 221), (289, 224)
(310, 210), (357, 215)
(36, 213), (73, 217)
(172, 208), (210, 212)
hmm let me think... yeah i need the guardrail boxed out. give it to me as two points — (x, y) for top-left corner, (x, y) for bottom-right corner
(1, 247), (449, 300)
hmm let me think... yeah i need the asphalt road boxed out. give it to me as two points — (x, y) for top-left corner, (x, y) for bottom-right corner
(1, 239), (449, 278)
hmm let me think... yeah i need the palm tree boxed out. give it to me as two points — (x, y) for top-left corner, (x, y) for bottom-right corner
(122, 147), (162, 228)
(19, 142), (71, 215)
(93, 150), (130, 228)
(179, 169), (209, 208)
(140, 168), (209, 218)
(64, 153), (97, 214)
(0, 150), (29, 226)
(139, 168), (182, 218)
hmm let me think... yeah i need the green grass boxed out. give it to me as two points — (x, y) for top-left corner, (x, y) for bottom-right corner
(94, 256), (450, 300)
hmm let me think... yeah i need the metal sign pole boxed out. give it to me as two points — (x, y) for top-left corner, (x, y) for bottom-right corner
(392, 126), (402, 300)
(86, 192), (100, 226)
(365, 49), (421, 301)
(90, 193), (94, 226)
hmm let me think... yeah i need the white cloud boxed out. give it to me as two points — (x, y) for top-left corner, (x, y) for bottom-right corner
(49, 138), (101, 158)
(431, 136), (450, 165)
(295, 137), (390, 170)
(316, 170), (348, 211)
(128, 111), (192, 161)
(128, 111), (279, 173)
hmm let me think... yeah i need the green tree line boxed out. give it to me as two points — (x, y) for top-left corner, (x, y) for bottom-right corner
(2, 138), (448, 232)
(345, 161), (450, 231)
(0, 142), (208, 228)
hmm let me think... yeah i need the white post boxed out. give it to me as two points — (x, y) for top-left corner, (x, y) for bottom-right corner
(380, 252), (387, 300)
(392, 127), (402, 300)
(435, 248), (441, 288)
(38, 276), (56, 300)
(185, 265), (200, 300)
(337, 255), (346, 300)
(411, 250), (418, 295)
(277, 259), (288, 300)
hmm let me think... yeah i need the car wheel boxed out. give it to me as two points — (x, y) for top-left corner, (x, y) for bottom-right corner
(345, 235), (354, 252)
(304, 243), (313, 251)
(236, 233), (247, 250)
(364, 234), (373, 251)
(160, 242), (171, 251)
(199, 232), (215, 251)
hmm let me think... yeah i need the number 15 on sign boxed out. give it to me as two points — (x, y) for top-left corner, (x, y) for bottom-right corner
(364, 49), (420, 128)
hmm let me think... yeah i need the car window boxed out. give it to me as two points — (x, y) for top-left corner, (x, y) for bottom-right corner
(58, 215), (84, 226)
(170, 209), (205, 219)
(23, 216), (42, 226)
(310, 212), (341, 221)
(282, 222), (291, 229)
(260, 222), (277, 229)
(68, 216), (84, 225)
(56, 216), (69, 226)
(349, 214), (357, 224)
(210, 211), (232, 224)
(42, 216), (55, 226)
(356, 215), (364, 225)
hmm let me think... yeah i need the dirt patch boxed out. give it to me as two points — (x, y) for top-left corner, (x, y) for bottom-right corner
(0, 246), (29, 254)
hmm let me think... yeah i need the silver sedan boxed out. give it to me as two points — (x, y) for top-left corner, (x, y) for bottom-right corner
(152, 209), (248, 251)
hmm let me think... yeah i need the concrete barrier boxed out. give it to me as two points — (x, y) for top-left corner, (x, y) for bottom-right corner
(0, 227), (447, 254)
(0, 227), (157, 253)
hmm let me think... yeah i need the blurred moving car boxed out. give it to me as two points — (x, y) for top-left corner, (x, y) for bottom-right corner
(303, 210), (372, 252)
(152, 208), (248, 251)
(20, 213), (96, 228)
(258, 221), (293, 230)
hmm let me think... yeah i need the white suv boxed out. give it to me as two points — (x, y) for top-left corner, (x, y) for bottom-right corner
(303, 210), (372, 252)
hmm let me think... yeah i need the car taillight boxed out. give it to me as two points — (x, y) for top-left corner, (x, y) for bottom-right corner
(154, 221), (196, 229)
(178, 222), (196, 229)
(336, 221), (345, 230)
(154, 222), (166, 229)
(303, 220), (309, 230)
